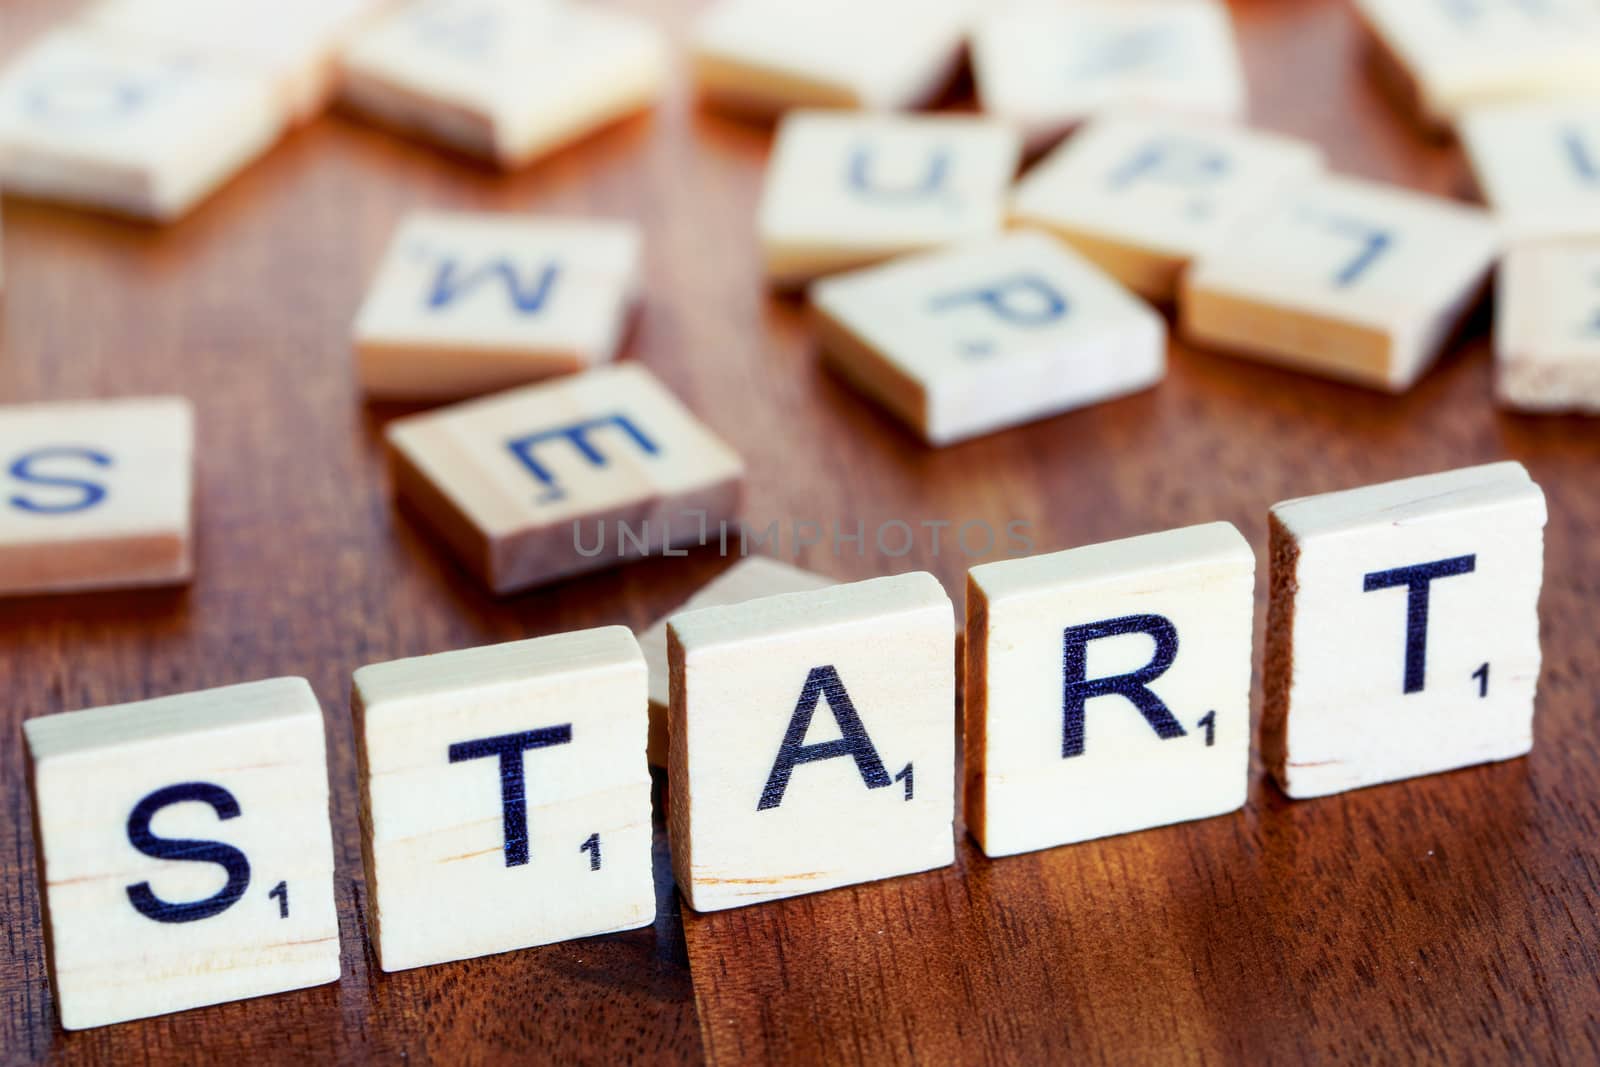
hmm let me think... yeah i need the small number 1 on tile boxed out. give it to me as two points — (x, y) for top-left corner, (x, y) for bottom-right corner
(580, 832), (602, 871)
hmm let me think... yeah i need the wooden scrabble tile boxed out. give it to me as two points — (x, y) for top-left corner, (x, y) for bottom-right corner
(1460, 97), (1600, 241)
(0, 29), (286, 222)
(1354, 0), (1600, 134)
(23, 678), (339, 1030)
(758, 111), (1021, 287)
(639, 557), (834, 767)
(386, 364), (744, 594)
(1010, 114), (1324, 302)
(340, 0), (667, 169)
(0, 397), (193, 597)
(691, 0), (975, 118)
(352, 627), (654, 972)
(973, 0), (1246, 151)
(353, 213), (642, 401)
(1180, 174), (1499, 392)
(81, 0), (389, 123)
(811, 231), (1165, 446)
(1263, 462), (1547, 800)
(965, 523), (1253, 857)
(668, 572), (955, 912)
(1495, 240), (1600, 414)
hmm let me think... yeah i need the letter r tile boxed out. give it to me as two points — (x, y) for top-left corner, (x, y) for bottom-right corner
(667, 573), (955, 912)
(385, 364), (744, 594)
(0, 396), (194, 597)
(965, 523), (1254, 857)
(22, 678), (340, 1030)
(352, 628), (655, 972)
(1264, 462), (1547, 799)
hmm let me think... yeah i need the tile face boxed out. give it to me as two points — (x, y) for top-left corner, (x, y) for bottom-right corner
(1263, 463), (1547, 800)
(386, 364), (744, 594)
(1180, 174), (1499, 392)
(1355, 0), (1600, 132)
(1495, 241), (1600, 413)
(758, 111), (1021, 286)
(1011, 114), (1324, 301)
(82, 0), (388, 122)
(0, 29), (285, 221)
(811, 231), (1165, 446)
(352, 627), (654, 972)
(639, 557), (834, 767)
(23, 678), (339, 1030)
(354, 213), (642, 401)
(341, 0), (667, 168)
(668, 572), (955, 912)
(965, 524), (1253, 857)
(1460, 97), (1600, 240)
(692, 0), (974, 118)
(973, 0), (1246, 150)
(0, 397), (193, 597)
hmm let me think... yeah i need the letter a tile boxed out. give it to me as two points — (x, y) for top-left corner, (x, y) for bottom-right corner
(0, 29), (286, 221)
(352, 628), (654, 971)
(385, 364), (744, 593)
(23, 678), (340, 1030)
(1011, 114), (1323, 302)
(668, 573), (955, 911)
(1180, 174), (1499, 391)
(354, 212), (642, 401)
(966, 523), (1254, 857)
(811, 231), (1165, 445)
(0, 397), (193, 597)
(1264, 463), (1547, 799)
(758, 111), (1021, 287)
(1495, 241), (1600, 413)
(341, 0), (667, 169)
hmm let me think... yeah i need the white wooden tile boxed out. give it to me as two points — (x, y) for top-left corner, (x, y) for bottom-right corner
(965, 523), (1253, 857)
(1495, 240), (1600, 413)
(340, 0), (667, 169)
(811, 231), (1165, 446)
(1354, 0), (1600, 133)
(352, 627), (654, 972)
(1460, 97), (1600, 241)
(1180, 174), (1500, 392)
(0, 397), (193, 597)
(758, 111), (1021, 287)
(639, 557), (834, 767)
(973, 0), (1246, 151)
(354, 212), (642, 401)
(0, 29), (286, 221)
(691, 0), (975, 118)
(1010, 113), (1324, 302)
(82, 0), (390, 123)
(23, 678), (339, 1030)
(385, 364), (744, 594)
(1263, 462), (1547, 800)
(667, 572), (955, 912)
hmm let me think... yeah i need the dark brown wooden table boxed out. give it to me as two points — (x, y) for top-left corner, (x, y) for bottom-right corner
(3, 0), (1598, 1062)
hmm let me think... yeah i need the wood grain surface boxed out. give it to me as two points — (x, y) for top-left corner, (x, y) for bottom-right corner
(3, 0), (1598, 1063)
